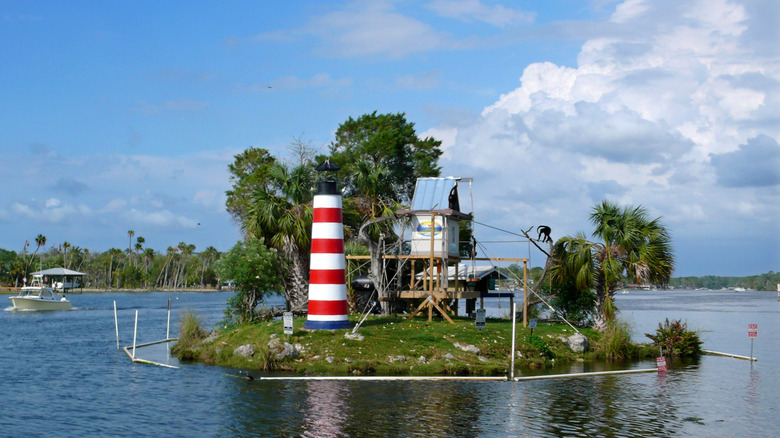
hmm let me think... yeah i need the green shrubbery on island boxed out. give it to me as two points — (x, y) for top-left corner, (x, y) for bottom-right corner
(173, 314), (699, 376)
(645, 318), (702, 357)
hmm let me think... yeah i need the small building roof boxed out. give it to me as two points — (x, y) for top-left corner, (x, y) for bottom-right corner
(398, 177), (473, 220)
(416, 264), (510, 281)
(447, 264), (509, 281)
(31, 267), (86, 277)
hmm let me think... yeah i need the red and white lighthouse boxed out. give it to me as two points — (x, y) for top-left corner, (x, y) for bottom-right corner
(304, 161), (351, 330)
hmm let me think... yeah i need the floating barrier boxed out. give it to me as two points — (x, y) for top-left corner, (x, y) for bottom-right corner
(121, 340), (179, 369)
(702, 349), (757, 361)
(514, 368), (657, 381)
(116, 299), (180, 368)
(244, 375), (508, 381)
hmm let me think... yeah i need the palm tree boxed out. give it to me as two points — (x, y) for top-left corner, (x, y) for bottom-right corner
(349, 159), (398, 315)
(142, 248), (155, 288)
(62, 241), (71, 268)
(107, 248), (123, 290)
(243, 162), (313, 312)
(25, 234), (47, 279)
(199, 246), (219, 288)
(549, 201), (674, 331)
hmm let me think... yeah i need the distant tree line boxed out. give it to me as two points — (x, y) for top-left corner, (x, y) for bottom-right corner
(669, 272), (779, 291)
(0, 234), (222, 290)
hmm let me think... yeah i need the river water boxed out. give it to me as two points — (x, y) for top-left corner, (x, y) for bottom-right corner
(1, 290), (778, 437)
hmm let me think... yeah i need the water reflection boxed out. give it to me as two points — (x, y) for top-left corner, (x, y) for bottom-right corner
(300, 381), (349, 438)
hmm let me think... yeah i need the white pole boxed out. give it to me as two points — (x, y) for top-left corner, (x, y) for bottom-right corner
(510, 302), (517, 380)
(113, 300), (120, 350)
(166, 298), (171, 340)
(132, 310), (138, 360)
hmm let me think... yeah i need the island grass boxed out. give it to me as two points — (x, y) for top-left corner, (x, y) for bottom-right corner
(175, 314), (663, 376)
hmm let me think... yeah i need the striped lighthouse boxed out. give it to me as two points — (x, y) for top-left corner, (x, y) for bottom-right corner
(304, 162), (351, 330)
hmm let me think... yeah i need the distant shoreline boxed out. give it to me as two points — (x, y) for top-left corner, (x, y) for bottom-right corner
(0, 287), (226, 295)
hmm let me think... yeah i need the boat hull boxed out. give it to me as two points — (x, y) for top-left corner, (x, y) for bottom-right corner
(9, 296), (72, 311)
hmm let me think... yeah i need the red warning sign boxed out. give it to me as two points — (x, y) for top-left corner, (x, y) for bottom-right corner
(748, 323), (758, 338)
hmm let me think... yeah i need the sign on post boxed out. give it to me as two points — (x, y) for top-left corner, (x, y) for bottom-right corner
(283, 312), (294, 335)
(475, 308), (486, 330)
(529, 318), (537, 336)
(657, 356), (667, 372)
(748, 323), (758, 338)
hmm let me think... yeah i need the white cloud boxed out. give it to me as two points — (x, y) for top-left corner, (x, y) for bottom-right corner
(306, 3), (450, 58)
(439, 0), (780, 270)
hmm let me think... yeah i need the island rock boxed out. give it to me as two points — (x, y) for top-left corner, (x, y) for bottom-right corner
(566, 333), (589, 353)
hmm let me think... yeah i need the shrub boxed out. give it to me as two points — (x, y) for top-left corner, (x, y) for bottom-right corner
(526, 335), (554, 359)
(599, 320), (635, 360)
(172, 309), (209, 359)
(645, 318), (702, 357)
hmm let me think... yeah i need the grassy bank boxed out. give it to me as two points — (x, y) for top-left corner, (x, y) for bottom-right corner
(174, 315), (659, 376)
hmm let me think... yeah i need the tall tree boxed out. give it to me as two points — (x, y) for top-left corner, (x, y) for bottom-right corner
(329, 111), (442, 204)
(199, 246), (219, 288)
(242, 162), (314, 313)
(225, 147), (276, 224)
(26, 234), (47, 278)
(62, 241), (71, 268)
(549, 201), (674, 331)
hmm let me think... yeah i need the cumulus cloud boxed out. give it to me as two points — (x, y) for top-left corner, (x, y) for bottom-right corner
(439, 0), (780, 269)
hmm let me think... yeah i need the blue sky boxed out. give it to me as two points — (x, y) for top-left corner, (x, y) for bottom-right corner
(1, 0), (778, 277)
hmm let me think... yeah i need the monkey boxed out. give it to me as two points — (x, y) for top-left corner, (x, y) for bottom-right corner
(536, 225), (552, 243)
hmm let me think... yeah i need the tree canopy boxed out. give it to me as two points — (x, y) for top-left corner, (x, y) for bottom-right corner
(216, 238), (282, 324)
(225, 147), (276, 224)
(328, 111), (442, 206)
(549, 201), (674, 330)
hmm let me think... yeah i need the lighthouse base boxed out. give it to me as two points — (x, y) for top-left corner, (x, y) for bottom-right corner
(304, 319), (353, 330)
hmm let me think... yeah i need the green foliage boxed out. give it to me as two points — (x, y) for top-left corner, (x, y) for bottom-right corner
(525, 335), (554, 359)
(645, 318), (702, 357)
(0, 249), (24, 286)
(181, 316), (606, 375)
(550, 280), (596, 324)
(216, 238), (283, 325)
(549, 201), (675, 330)
(670, 271), (780, 291)
(225, 147), (276, 224)
(597, 320), (636, 360)
(172, 309), (209, 360)
(328, 111), (442, 205)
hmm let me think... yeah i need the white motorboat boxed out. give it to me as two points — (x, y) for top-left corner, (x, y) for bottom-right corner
(9, 274), (72, 311)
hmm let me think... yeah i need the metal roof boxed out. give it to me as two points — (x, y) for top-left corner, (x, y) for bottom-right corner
(411, 177), (471, 213)
(31, 268), (86, 277)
